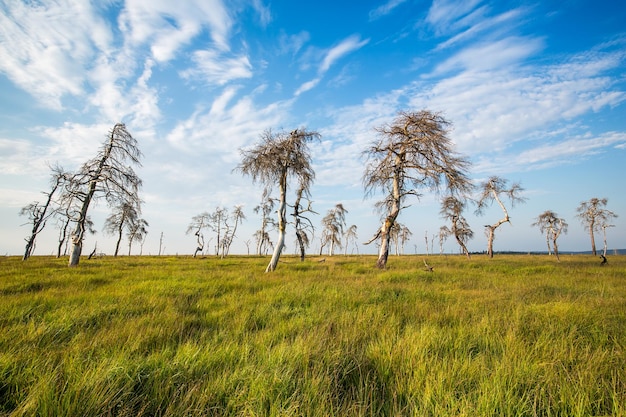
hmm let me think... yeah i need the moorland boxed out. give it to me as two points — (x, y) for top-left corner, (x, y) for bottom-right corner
(1, 254), (624, 416)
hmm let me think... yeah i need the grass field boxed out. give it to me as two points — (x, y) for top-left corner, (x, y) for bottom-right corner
(1, 254), (625, 416)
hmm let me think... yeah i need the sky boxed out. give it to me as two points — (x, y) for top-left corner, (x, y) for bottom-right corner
(1, 0), (625, 258)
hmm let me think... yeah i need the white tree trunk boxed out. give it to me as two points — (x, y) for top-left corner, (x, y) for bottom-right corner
(266, 189), (287, 272)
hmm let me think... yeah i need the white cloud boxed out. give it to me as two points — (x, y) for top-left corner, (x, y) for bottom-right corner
(295, 78), (321, 97)
(119, 0), (232, 60)
(319, 35), (370, 74)
(0, 1), (112, 109)
(182, 49), (253, 86)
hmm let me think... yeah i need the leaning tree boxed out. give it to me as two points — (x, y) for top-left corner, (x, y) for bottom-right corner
(363, 110), (472, 269)
(440, 195), (474, 259)
(187, 212), (211, 258)
(475, 176), (526, 258)
(20, 165), (67, 260)
(237, 128), (320, 272)
(576, 198), (617, 256)
(532, 210), (567, 261)
(65, 123), (142, 266)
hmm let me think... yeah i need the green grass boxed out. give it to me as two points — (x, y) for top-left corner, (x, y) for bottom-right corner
(0, 254), (625, 416)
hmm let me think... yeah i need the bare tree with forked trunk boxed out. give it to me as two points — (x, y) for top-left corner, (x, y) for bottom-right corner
(440, 195), (474, 259)
(237, 128), (320, 272)
(576, 198), (617, 256)
(475, 176), (526, 258)
(362, 110), (472, 269)
(65, 123), (142, 266)
(532, 210), (567, 261)
(187, 212), (210, 258)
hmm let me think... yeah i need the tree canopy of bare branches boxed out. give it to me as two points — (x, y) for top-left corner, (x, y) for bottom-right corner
(576, 198), (617, 256)
(440, 195), (474, 259)
(532, 210), (567, 261)
(236, 128), (320, 272)
(320, 203), (348, 256)
(292, 186), (316, 261)
(103, 201), (145, 257)
(475, 176), (526, 258)
(362, 110), (472, 269)
(65, 123), (142, 266)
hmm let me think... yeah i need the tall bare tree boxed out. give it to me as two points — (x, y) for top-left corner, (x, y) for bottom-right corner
(237, 128), (320, 272)
(576, 198), (617, 256)
(321, 203), (348, 256)
(440, 195), (474, 259)
(20, 165), (67, 260)
(65, 124), (142, 266)
(532, 210), (567, 261)
(362, 110), (472, 269)
(475, 176), (526, 258)
(187, 212), (210, 258)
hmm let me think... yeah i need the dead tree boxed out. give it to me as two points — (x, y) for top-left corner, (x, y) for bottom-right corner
(531, 210), (568, 261)
(475, 176), (526, 258)
(440, 195), (474, 259)
(236, 128), (320, 272)
(576, 198), (617, 256)
(65, 124), (142, 266)
(362, 110), (472, 269)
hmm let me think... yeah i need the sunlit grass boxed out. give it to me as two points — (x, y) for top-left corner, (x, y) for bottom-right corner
(0, 254), (624, 416)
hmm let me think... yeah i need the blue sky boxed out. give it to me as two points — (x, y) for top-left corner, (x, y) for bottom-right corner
(1, 0), (625, 257)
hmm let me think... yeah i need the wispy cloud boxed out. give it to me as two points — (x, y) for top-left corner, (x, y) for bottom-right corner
(295, 34), (369, 96)
(369, 0), (408, 21)
(182, 50), (253, 86)
(118, 0), (233, 60)
(426, 0), (484, 35)
(0, 1), (111, 109)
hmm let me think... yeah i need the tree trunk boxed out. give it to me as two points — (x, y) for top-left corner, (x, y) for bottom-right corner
(69, 223), (84, 266)
(376, 218), (393, 269)
(114, 222), (123, 257)
(295, 230), (306, 262)
(486, 226), (495, 258)
(455, 235), (471, 260)
(266, 184), (287, 272)
(552, 237), (560, 262)
(589, 223), (597, 256)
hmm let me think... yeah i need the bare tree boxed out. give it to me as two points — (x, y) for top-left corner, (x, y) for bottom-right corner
(532, 210), (567, 261)
(20, 166), (67, 260)
(438, 226), (448, 255)
(475, 176), (526, 258)
(220, 205), (246, 257)
(362, 110), (472, 269)
(440, 195), (474, 259)
(127, 217), (149, 256)
(292, 186), (316, 261)
(390, 223), (412, 255)
(321, 203), (348, 256)
(103, 201), (141, 257)
(237, 128), (320, 272)
(576, 198), (617, 256)
(64, 124), (142, 266)
(208, 207), (228, 257)
(187, 212), (210, 257)
(253, 187), (276, 256)
(344, 225), (359, 255)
